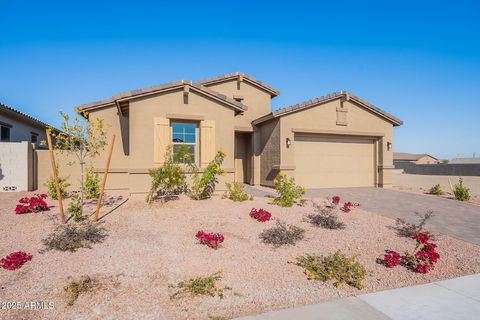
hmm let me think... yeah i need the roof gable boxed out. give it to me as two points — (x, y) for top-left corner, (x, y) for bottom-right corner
(0, 102), (56, 130)
(253, 91), (403, 126)
(77, 80), (247, 114)
(198, 72), (280, 97)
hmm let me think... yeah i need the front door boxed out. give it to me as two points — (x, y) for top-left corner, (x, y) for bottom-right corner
(234, 132), (252, 184)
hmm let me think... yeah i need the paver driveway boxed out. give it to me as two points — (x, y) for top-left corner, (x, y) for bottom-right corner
(246, 186), (480, 245)
(305, 187), (480, 245)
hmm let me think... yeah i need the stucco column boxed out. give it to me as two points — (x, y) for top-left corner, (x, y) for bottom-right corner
(252, 128), (261, 185)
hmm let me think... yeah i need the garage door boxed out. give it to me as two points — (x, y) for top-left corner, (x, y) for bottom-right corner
(294, 134), (376, 188)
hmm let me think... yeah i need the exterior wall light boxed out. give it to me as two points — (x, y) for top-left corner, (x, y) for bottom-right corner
(286, 138), (291, 148)
(387, 142), (392, 151)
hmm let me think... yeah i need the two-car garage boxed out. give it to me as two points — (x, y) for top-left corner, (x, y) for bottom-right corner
(293, 134), (377, 188)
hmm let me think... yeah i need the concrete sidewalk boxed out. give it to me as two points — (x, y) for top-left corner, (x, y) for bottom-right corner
(235, 274), (480, 320)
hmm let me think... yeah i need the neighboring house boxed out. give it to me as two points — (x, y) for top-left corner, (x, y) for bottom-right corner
(0, 103), (53, 192)
(0, 102), (49, 145)
(69, 72), (402, 193)
(394, 153), (439, 165)
(450, 157), (480, 164)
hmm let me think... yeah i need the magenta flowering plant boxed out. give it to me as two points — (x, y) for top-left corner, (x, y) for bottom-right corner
(15, 194), (49, 214)
(195, 231), (224, 249)
(0, 251), (32, 270)
(249, 208), (272, 222)
(380, 233), (440, 274)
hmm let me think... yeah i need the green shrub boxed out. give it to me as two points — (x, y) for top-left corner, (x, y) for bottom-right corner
(85, 166), (100, 200)
(272, 172), (306, 207)
(170, 271), (231, 300)
(307, 201), (345, 229)
(188, 150), (226, 200)
(452, 178), (471, 201)
(223, 182), (253, 202)
(147, 146), (186, 203)
(63, 275), (98, 306)
(44, 175), (70, 200)
(260, 220), (305, 247)
(68, 193), (83, 223)
(42, 222), (107, 252)
(295, 251), (366, 289)
(428, 184), (444, 196)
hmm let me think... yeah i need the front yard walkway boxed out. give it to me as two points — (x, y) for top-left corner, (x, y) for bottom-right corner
(302, 187), (480, 245)
(235, 273), (480, 320)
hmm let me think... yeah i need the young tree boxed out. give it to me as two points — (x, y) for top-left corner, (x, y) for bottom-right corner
(46, 109), (108, 211)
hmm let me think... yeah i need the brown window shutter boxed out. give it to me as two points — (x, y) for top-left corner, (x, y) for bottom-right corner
(153, 117), (170, 164)
(200, 120), (215, 167)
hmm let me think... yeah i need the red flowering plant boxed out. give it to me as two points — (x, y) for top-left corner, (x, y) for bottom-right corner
(196, 231), (224, 249)
(249, 208), (272, 222)
(329, 196), (359, 213)
(15, 194), (49, 214)
(0, 251), (32, 270)
(380, 232), (440, 273)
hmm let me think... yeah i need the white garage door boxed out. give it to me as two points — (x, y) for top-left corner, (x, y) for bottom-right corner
(294, 134), (376, 188)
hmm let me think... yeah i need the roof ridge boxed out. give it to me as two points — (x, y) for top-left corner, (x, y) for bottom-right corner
(0, 102), (54, 130)
(77, 79), (247, 112)
(253, 91), (403, 126)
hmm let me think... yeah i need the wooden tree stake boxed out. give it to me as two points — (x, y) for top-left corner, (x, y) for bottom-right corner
(93, 134), (115, 222)
(46, 130), (66, 224)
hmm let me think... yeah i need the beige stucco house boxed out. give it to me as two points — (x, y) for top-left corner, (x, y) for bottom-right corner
(74, 72), (402, 193)
(394, 153), (439, 165)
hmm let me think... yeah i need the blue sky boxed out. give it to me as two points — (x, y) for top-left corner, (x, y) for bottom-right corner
(1, 0), (479, 159)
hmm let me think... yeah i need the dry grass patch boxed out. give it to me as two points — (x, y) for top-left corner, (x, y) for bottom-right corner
(259, 220), (305, 247)
(63, 275), (99, 306)
(42, 221), (108, 252)
(170, 271), (231, 300)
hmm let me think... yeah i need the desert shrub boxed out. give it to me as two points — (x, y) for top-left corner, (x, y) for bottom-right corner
(44, 174), (70, 200)
(307, 199), (345, 229)
(64, 275), (98, 306)
(196, 231), (225, 249)
(272, 172), (306, 207)
(189, 150), (226, 200)
(395, 211), (434, 238)
(15, 194), (49, 214)
(223, 182), (253, 202)
(260, 220), (305, 247)
(295, 251), (366, 289)
(68, 193), (83, 222)
(42, 222), (107, 252)
(84, 167), (100, 200)
(170, 271), (231, 300)
(452, 178), (471, 201)
(147, 146), (187, 203)
(428, 184), (444, 196)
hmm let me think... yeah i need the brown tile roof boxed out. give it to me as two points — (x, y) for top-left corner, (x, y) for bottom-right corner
(253, 91), (403, 126)
(198, 72), (280, 97)
(0, 102), (56, 130)
(394, 153), (438, 161)
(77, 80), (247, 112)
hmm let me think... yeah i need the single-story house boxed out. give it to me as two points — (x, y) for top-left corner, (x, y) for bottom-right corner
(394, 153), (439, 165)
(74, 72), (402, 193)
(0, 102), (50, 145)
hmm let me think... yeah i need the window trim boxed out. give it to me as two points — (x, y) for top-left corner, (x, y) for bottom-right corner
(1, 124), (11, 142)
(170, 120), (199, 164)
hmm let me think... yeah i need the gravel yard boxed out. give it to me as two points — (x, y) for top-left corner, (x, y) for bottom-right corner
(393, 173), (480, 204)
(1, 192), (480, 320)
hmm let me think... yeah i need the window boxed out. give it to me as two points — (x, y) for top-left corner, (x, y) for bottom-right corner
(1, 125), (10, 142)
(171, 122), (197, 163)
(31, 133), (38, 143)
